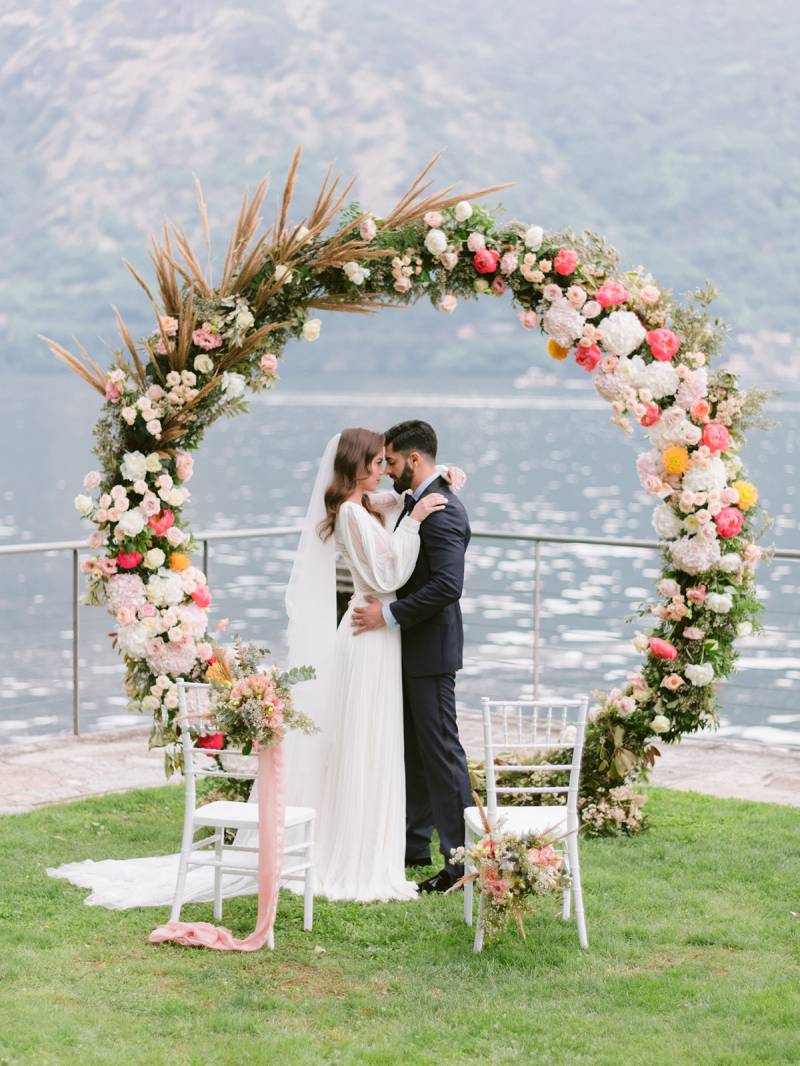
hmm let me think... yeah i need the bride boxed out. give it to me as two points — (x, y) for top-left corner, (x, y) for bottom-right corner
(285, 428), (447, 901)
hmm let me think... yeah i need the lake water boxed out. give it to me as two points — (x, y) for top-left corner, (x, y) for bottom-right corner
(2, 372), (799, 746)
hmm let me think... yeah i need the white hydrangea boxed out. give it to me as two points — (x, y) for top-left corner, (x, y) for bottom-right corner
(642, 360), (681, 400)
(116, 621), (151, 660)
(681, 457), (728, 494)
(120, 451), (148, 482)
(600, 310), (646, 358)
(542, 298), (584, 348)
(718, 553), (743, 574)
(176, 603), (209, 640)
(676, 367), (709, 409)
(652, 504), (684, 539)
(593, 372), (623, 403)
(616, 354), (648, 388)
(648, 417), (689, 451)
(524, 225), (544, 250)
(685, 662), (715, 686)
(670, 534), (721, 575)
(146, 568), (186, 608)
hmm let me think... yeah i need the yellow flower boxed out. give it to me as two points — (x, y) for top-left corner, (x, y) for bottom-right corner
(733, 480), (758, 510)
(205, 661), (226, 683)
(169, 551), (191, 572)
(662, 446), (689, 476)
(546, 338), (570, 361)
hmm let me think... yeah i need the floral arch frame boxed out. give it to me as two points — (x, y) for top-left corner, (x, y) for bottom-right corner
(47, 150), (766, 831)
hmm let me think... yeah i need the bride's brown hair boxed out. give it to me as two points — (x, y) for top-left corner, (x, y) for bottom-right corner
(318, 427), (386, 541)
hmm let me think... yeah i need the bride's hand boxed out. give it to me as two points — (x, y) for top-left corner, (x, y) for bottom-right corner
(411, 493), (447, 522)
(444, 466), (467, 491)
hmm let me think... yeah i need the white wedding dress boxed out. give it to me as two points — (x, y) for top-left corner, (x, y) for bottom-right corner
(48, 436), (423, 909)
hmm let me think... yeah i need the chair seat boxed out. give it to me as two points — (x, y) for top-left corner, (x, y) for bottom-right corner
(187, 846), (312, 876)
(465, 804), (568, 839)
(194, 800), (315, 830)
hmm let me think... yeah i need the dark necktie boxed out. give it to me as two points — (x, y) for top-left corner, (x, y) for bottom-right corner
(395, 492), (415, 530)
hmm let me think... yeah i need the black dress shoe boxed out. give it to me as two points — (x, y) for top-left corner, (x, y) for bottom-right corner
(405, 854), (432, 869)
(418, 869), (458, 894)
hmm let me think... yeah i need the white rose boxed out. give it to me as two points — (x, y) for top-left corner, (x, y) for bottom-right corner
(736, 621), (753, 637)
(343, 261), (370, 285)
(74, 494), (93, 516)
(633, 631), (650, 653)
(116, 621), (151, 660)
(685, 662), (715, 687)
(144, 548), (166, 570)
(166, 525), (186, 547)
(650, 714), (671, 734)
(120, 451), (148, 482)
(274, 264), (293, 284)
(474, 279), (490, 292)
(221, 372), (246, 398)
(164, 486), (189, 508)
(600, 310), (647, 359)
(116, 508), (146, 537)
(194, 354), (214, 374)
(706, 592), (733, 614)
(424, 228), (448, 255)
(652, 504), (684, 540)
(302, 318), (321, 342)
(524, 225), (544, 250)
(235, 308), (255, 331)
(454, 200), (473, 222)
(145, 453), (162, 473)
(718, 553), (742, 574)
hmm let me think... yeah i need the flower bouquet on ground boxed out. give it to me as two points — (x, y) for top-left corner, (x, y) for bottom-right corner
(448, 793), (572, 943)
(204, 638), (317, 754)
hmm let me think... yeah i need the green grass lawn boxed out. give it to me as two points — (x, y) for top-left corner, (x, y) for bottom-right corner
(0, 787), (798, 1066)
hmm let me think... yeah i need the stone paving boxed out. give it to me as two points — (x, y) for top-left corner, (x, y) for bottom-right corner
(1, 720), (798, 816)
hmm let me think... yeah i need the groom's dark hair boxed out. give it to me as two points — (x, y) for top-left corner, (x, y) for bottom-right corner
(385, 419), (438, 459)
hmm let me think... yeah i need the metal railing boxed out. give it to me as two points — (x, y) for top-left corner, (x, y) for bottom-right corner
(1, 528), (799, 736)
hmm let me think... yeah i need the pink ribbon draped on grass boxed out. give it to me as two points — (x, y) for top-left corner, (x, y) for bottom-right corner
(149, 742), (284, 952)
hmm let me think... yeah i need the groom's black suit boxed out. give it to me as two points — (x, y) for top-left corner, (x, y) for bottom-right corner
(391, 476), (472, 876)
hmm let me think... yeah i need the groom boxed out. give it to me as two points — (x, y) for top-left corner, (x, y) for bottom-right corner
(352, 419), (472, 892)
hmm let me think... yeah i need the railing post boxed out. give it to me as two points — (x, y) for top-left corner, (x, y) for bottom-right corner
(72, 548), (80, 736)
(533, 540), (542, 701)
(202, 538), (209, 580)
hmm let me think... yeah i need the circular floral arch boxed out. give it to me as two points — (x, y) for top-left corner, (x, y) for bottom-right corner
(46, 150), (766, 831)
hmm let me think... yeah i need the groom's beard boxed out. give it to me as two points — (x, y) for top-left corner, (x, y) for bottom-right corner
(391, 462), (414, 493)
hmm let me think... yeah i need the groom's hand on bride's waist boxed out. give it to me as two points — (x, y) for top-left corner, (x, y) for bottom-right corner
(352, 595), (386, 636)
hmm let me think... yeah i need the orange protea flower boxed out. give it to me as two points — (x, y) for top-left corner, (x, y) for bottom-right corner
(733, 480), (758, 510)
(169, 551), (191, 572)
(662, 446), (689, 476)
(546, 338), (570, 361)
(205, 660), (227, 683)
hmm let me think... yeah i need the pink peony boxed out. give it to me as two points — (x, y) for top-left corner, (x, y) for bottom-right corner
(649, 637), (678, 660)
(105, 382), (121, 404)
(491, 275), (507, 295)
(148, 509), (175, 536)
(640, 403), (661, 427)
(702, 423), (730, 453)
(499, 252), (518, 275)
(595, 280), (629, 308)
(116, 550), (143, 570)
(582, 300), (602, 319)
(575, 344), (601, 372)
(553, 249), (578, 275)
(96, 557), (118, 577)
(518, 310), (539, 331)
(639, 285), (661, 305)
(566, 285), (587, 308)
(175, 452), (194, 482)
(473, 248), (500, 275)
(715, 506), (744, 539)
(192, 323), (223, 351)
(647, 328), (681, 362)
(192, 586), (212, 609)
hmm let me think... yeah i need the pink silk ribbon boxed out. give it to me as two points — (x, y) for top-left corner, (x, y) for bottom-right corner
(149, 742), (285, 952)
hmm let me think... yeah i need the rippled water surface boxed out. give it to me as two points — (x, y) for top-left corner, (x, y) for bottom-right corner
(2, 373), (798, 746)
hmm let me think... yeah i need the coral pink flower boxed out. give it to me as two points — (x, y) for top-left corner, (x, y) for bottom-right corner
(686, 585), (706, 603)
(661, 673), (685, 691)
(116, 550), (143, 570)
(640, 403), (661, 427)
(647, 328), (681, 362)
(595, 280), (629, 308)
(649, 637), (678, 660)
(518, 310), (539, 331)
(528, 845), (559, 868)
(491, 275), (507, 296)
(691, 399), (711, 423)
(192, 323), (223, 351)
(553, 249), (578, 275)
(715, 506), (744, 539)
(148, 509), (175, 536)
(473, 248), (500, 275)
(192, 586), (212, 608)
(575, 344), (601, 372)
(743, 543), (762, 563)
(702, 422), (730, 453)
(160, 316), (178, 337)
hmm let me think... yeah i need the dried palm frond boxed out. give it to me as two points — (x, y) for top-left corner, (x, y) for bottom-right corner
(220, 177), (270, 294)
(194, 174), (212, 288)
(170, 222), (212, 297)
(111, 306), (147, 388)
(150, 226), (181, 315)
(303, 295), (403, 315)
(38, 335), (108, 395)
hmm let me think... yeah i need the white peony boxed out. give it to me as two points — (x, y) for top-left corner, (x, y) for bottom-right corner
(221, 372), (246, 398)
(302, 318), (321, 342)
(680, 457), (728, 494)
(116, 621), (151, 660)
(685, 662), (715, 687)
(524, 225), (544, 250)
(670, 534), (721, 576)
(120, 451), (148, 482)
(650, 715), (671, 734)
(454, 200), (473, 222)
(343, 261), (370, 285)
(643, 360), (681, 401)
(706, 592), (733, 614)
(144, 548), (166, 570)
(146, 569), (186, 608)
(424, 228), (448, 255)
(116, 508), (146, 538)
(718, 553), (743, 574)
(600, 310), (646, 358)
(652, 504), (684, 539)
(74, 494), (93, 516)
(543, 298), (585, 348)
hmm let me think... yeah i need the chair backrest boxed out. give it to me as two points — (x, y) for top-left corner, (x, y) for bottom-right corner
(176, 680), (259, 801)
(480, 697), (588, 821)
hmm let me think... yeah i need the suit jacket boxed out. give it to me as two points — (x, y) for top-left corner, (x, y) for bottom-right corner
(390, 476), (471, 677)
